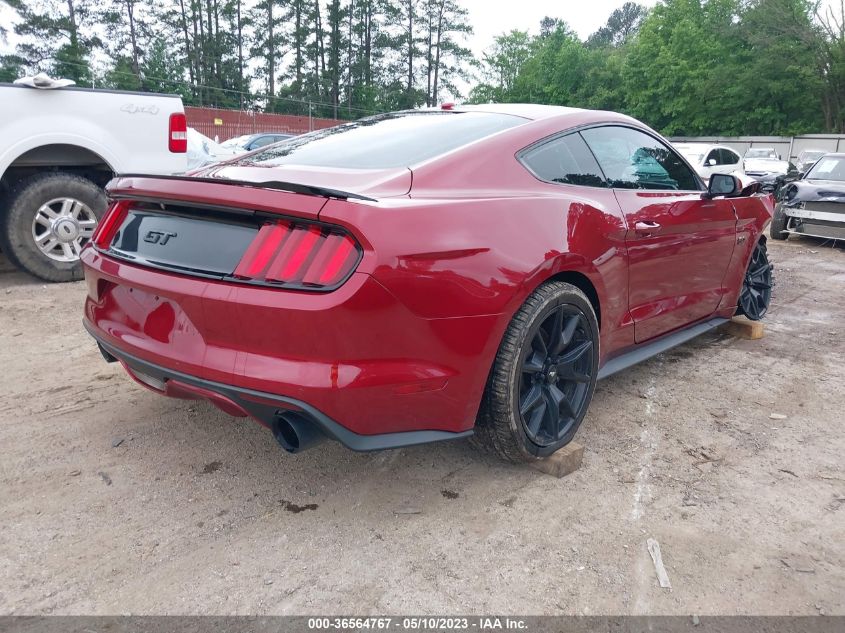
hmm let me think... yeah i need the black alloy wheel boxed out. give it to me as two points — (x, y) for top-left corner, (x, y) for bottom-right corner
(518, 305), (593, 446)
(472, 281), (599, 463)
(737, 238), (773, 321)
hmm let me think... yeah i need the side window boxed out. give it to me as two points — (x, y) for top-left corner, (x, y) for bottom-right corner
(705, 149), (720, 165)
(580, 126), (701, 191)
(521, 133), (607, 188)
(720, 149), (739, 165)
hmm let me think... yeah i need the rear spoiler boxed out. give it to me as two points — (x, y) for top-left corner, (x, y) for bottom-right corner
(115, 173), (377, 202)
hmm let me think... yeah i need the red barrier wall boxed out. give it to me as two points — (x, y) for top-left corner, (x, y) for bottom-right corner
(185, 106), (344, 141)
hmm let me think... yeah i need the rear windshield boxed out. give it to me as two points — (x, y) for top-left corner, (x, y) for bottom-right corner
(237, 111), (525, 169)
(745, 148), (777, 159)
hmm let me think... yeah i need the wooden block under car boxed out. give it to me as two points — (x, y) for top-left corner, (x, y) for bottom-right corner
(529, 442), (584, 478)
(719, 316), (765, 340)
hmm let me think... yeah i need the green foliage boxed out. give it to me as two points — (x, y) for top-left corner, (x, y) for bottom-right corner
(470, 30), (533, 103)
(472, 0), (845, 136)
(0, 54), (26, 82)
(730, 0), (825, 134)
(3, 0), (843, 135)
(2, 0), (474, 120)
(622, 0), (742, 134)
(4, 0), (101, 85)
(586, 2), (647, 48)
(102, 56), (142, 91)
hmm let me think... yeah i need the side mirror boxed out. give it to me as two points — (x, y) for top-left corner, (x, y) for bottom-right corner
(706, 158), (717, 166)
(703, 173), (741, 199)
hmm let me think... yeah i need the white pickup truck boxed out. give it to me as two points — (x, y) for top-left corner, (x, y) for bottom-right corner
(0, 80), (187, 281)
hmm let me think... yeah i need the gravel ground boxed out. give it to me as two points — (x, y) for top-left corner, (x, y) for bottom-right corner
(0, 237), (843, 616)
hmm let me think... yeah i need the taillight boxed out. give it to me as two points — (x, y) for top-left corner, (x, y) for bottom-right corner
(169, 113), (187, 153)
(91, 201), (130, 249)
(233, 220), (360, 290)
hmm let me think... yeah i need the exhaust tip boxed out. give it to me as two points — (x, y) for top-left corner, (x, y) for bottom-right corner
(97, 343), (117, 363)
(271, 411), (326, 453)
(272, 414), (301, 452)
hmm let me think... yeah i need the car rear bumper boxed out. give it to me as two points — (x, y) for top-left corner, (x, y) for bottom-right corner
(81, 247), (501, 440)
(87, 326), (473, 452)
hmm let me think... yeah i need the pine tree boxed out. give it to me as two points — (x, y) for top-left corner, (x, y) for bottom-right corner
(4, 0), (102, 84)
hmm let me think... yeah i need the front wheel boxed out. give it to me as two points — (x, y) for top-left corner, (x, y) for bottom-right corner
(770, 203), (789, 240)
(473, 281), (599, 463)
(736, 238), (773, 321)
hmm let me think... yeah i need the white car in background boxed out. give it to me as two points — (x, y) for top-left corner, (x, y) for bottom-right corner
(186, 128), (239, 170)
(743, 147), (791, 177)
(743, 147), (798, 189)
(673, 143), (742, 182)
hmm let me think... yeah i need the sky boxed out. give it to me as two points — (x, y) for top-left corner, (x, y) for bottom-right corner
(461, 0), (659, 55)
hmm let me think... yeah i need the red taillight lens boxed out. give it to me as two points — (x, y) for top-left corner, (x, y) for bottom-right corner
(168, 113), (188, 153)
(91, 201), (130, 249)
(233, 221), (360, 289)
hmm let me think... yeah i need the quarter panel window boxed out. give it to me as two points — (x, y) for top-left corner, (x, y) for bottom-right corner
(581, 126), (701, 191)
(521, 133), (607, 188)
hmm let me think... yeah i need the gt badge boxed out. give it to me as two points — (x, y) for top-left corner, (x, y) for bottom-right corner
(144, 230), (177, 245)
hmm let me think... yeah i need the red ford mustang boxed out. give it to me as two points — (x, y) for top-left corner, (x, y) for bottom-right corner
(81, 104), (774, 462)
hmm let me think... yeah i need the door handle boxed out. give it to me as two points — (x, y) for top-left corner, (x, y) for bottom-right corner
(634, 221), (662, 235)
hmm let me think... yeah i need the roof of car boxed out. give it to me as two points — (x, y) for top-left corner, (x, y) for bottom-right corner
(448, 103), (586, 120)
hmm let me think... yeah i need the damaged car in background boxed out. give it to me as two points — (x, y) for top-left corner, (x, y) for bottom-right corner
(772, 153), (845, 241)
(743, 147), (800, 192)
(795, 148), (827, 174)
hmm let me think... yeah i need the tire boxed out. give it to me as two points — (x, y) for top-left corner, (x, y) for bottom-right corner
(0, 172), (107, 282)
(736, 237), (773, 321)
(473, 281), (600, 463)
(770, 203), (789, 240)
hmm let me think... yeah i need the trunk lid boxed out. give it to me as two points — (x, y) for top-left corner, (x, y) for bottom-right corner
(99, 174), (365, 290)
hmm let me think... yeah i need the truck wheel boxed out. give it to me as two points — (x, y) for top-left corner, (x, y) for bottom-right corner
(770, 203), (789, 240)
(0, 173), (106, 282)
(473, 281), (599, 463)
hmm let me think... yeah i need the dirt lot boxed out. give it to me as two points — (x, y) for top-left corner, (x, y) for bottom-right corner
(0, 237), (843, 616)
